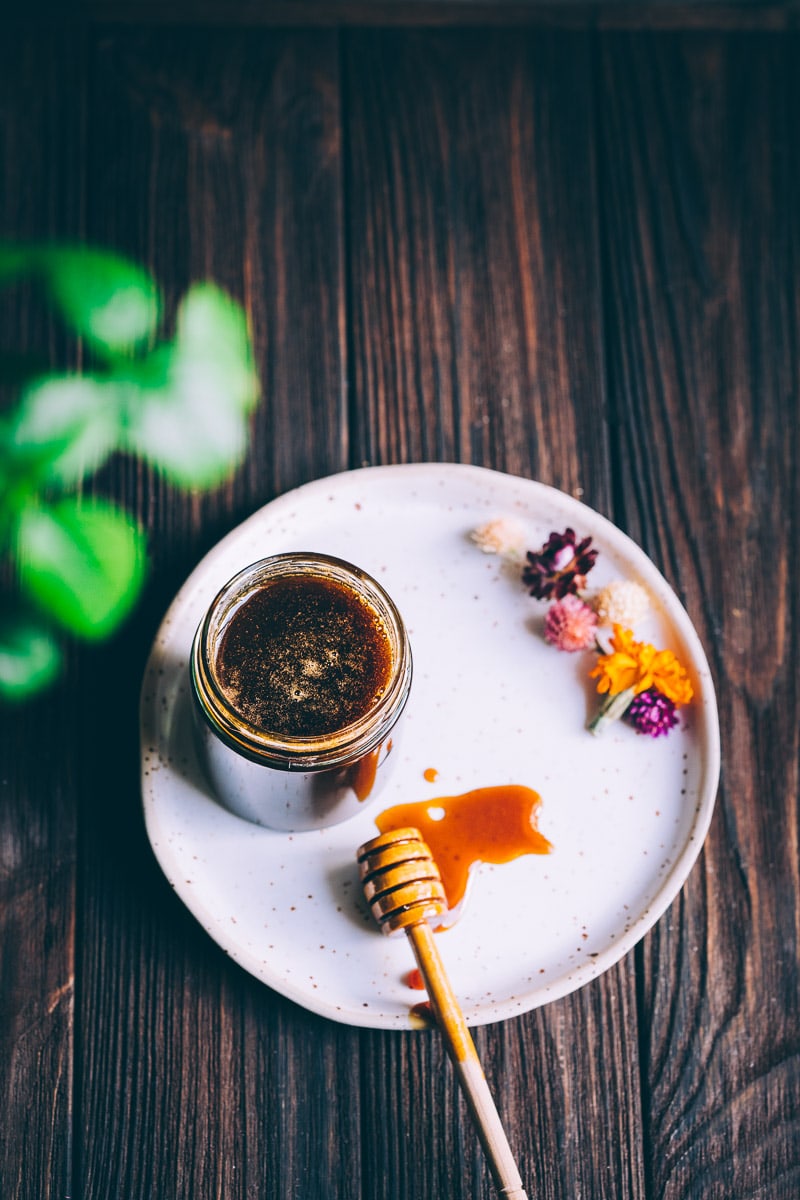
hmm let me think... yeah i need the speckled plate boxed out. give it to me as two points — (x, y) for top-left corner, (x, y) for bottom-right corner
(140, 464), (720, 1029)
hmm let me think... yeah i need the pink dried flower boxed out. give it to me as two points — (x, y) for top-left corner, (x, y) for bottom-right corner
(625, 688), (680, 737)
(544, 595), (598, 652)
(522, 528), (598, 600)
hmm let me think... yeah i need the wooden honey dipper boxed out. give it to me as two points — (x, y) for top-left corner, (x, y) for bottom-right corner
(356, 827), (530, 1200)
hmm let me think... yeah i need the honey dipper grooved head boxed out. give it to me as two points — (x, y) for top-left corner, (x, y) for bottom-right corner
(357, 827), (448, 935)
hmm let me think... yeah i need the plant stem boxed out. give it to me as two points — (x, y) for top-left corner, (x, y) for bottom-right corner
(587, 686), (636, 736)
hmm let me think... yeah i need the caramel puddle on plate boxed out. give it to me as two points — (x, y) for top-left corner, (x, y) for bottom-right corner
(375, 784), (552, 916)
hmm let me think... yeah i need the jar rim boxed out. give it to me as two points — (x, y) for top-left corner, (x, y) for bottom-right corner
(191, 552), (412, 771)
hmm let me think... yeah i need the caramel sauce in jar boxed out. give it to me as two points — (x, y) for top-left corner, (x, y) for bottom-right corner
(216, 575), (393, 738)
(191, 553), (412, 831)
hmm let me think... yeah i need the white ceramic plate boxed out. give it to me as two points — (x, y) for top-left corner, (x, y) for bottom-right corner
(141, 464), (720, 1029)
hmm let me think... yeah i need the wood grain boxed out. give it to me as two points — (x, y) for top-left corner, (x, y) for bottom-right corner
(344, 29), (611, 501)
(598, 30), (800, 1199)
(12, 2), (800, 31)
(0, 27), (86, 1200)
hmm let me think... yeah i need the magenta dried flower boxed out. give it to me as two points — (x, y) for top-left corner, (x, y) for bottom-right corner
(625, 688), (679, 738)
(544, 595), (598, 652)
(522, 528), (598, 600)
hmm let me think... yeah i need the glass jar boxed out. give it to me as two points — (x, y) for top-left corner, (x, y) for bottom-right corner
(190, 552), (412, 831)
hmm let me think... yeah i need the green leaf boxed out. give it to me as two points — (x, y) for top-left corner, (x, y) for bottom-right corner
(175, 284), (259, 415)
(121, 377), (250, 488)
(0, 243), (160, 349)
(16, 497), (148, 640)
(11, 375), (123, 485)
(120, 284), (259, 487)
(44, 247), (161, 353)
(0, 617), (62, 701)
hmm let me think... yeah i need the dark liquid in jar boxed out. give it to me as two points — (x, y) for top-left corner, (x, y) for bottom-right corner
(215, 576), (393, 737)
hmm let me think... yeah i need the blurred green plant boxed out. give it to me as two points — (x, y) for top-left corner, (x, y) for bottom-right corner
(0, 243), (260, 701)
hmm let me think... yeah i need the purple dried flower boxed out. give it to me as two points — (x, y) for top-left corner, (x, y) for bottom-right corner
(625, 688), (679, 738)
(544, 595), (598, 652)
(522, 528), (599, 600)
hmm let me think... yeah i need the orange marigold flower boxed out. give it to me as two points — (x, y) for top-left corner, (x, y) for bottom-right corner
(590, 625), (693, 706)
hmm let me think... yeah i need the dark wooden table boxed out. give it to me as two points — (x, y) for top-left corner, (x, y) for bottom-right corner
(2, 8), (798, 1199)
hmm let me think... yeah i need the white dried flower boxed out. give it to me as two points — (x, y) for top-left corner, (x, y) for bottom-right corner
(469, 518), (526, 558)
(593, 580), (650, 627)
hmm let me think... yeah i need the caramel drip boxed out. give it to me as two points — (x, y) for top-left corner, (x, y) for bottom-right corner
(350, 746), (380, 801)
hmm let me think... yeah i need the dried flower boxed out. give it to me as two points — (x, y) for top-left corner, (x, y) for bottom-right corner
(522, 528), (598, 600)
(470, 517), (525, 558)
(544, 595), (598, 652)
(593, 580), (650, 628)
(589, 625), (694, 706)
(625, 689), (680, 738)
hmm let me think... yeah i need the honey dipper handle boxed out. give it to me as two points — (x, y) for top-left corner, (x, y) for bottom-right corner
(407, 922), (530, 1200)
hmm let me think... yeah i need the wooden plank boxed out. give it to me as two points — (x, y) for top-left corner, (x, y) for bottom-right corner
(0, 27), (86, 1200)
(344, 28), (611, 500)
(74, 29), (351, 1199)
(11, 2), (800, 32)
(598, 30), (800, 1197)
(344, 29), (645, 1199)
